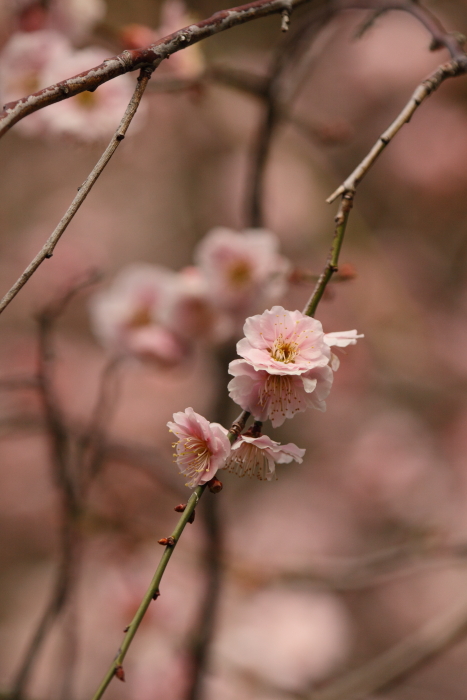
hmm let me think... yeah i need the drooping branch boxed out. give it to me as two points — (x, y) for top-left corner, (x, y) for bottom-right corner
(327, 60), (462, 204)
(0, 69), (152, 317)
(1, 0), (465, 141)
(90, 409), (250, 700)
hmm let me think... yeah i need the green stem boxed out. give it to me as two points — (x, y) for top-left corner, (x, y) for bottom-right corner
(90, 410), (249, 700)
(303, 193), (353, 318)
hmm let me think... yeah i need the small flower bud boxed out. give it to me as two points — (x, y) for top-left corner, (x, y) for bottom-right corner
(158, 536), (175, 546)
(153, 590), (160, 600)
(208, 477), (223, 493)
(123, 625), (130, 633)
(115, 665), (125, 682)
(174, 504), (186, 512)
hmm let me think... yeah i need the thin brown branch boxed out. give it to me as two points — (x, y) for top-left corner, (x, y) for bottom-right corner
(0, 69), (152, 317)
(327, 60), (462, 203)
(0, 0), (464, 141)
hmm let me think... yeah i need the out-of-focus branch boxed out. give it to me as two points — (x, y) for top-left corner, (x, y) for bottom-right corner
(9, 275), (99, 700)
(246, 0), (467, 226)
(0, 69), (152, 317)
(306, 596), (467, 700)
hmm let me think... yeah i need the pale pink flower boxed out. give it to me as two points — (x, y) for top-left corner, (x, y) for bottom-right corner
(160, 266), (233, 343)
(324, 329), (363, 370)
(48, 0), (106, 41)
(89, 264), (187, 366)
(0, 30), (71, 136)
(237, 306), (330, 376)
(228, 360), (333, 427)
(156, 0), (205, 80)
(223, 433), (305, 481)
(41, 47), (138, 141)
(167, 407), (231, 488)
(194, 228), (290, 313)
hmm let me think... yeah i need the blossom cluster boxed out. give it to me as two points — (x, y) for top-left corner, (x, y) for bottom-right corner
(159, 226), (362, 487)
(0, 0), (204, 141)
(168, 307), (362, 487)
(90, 228), (291, 365)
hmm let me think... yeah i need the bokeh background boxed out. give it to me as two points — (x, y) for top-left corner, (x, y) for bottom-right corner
(2, 1), (467, 699)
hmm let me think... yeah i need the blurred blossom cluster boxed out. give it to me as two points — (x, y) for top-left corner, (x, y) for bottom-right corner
(89, 227), (291, 365)
(0, 0), (204, 141)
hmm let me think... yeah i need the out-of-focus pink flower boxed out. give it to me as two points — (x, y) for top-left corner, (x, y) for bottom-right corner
(237, 306), (330, 376)
(195, 228), (290, 313)
(219, 589), (351, 691)
(41, 47), (139, 141)
(48, 0), (106, 41)
(0, 29), (71, 135)
(160, 266), (233, 343)
(89, 264), (187, 366)
(224, 432), (305, 481)
(167, 407), (231, 488)
(228, 360), (333, 427)
(157, 0), (205, 80)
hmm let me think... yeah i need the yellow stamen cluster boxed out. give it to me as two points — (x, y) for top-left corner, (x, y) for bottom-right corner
(270, 334), (299, 363)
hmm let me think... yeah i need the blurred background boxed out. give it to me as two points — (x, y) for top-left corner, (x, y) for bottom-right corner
(2, 1), (467, 699)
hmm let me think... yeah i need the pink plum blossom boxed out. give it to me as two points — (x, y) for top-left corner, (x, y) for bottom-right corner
(160, 266), (233, 343)
(236, 306), (331, 375)
(228, 360), (333, 427)
(0, 30), (71, 136)
(89, 264), (188, 366)
(223, 432), (305, 481)
(167, 407), (231, 488)
(194, 228), (290, 313)
(48, 0), (106, 41)
(40, 47), (138, 141)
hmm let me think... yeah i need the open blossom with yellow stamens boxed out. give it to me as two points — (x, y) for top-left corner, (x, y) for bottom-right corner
(194, 229), (290, 314)
(236, 306), (331, 376)
(223, 432), (305, 481)
(228, 360), (333, 427)
(168, 408), (231, 488)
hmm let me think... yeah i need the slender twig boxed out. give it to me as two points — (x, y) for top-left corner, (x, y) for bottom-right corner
(0, 68), (153, 317)
(90, 409), (250, 700)
(9, 276), (99, 700)
(327, 60), (462, 204)
(303, 194), (353, 317)
(0, 0), (465, 140)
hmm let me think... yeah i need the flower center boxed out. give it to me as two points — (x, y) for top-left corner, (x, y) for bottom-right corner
(75, 90), (98, 109)
(127, 305), (152, 328)
(270, 335), (299, 363)
(179, 436), (210, 473)
(228, 259), (252, 287)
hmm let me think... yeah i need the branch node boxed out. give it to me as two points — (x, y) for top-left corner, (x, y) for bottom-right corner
(116, 133), (125, 141)
(152, 590), (160, 600)
(158, 536), (175, 546)
(281, 10), (290, 32)
(115, 665), (125, 682)
(123, 625), (130, 632)
(207, 477), (223, 494)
